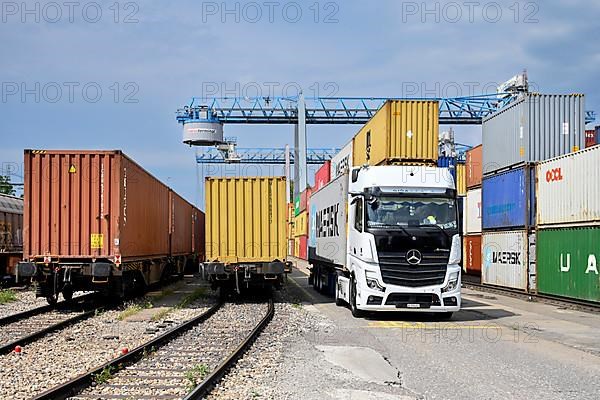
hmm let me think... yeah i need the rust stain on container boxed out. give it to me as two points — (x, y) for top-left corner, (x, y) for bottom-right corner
(353, 100), (439, 166)
(23, 150), (202, 261)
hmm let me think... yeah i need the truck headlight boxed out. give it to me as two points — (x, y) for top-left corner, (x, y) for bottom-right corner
(443, 271), (460, 292)
(365, 270), (384, 292)
(448, 234), (461, 265)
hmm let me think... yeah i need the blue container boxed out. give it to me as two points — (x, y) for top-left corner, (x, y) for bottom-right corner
(438, 156), (457, 178)
(482, 166), (535, 230)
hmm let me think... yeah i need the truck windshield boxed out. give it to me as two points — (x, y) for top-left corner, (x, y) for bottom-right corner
(366, 196), (457, 230)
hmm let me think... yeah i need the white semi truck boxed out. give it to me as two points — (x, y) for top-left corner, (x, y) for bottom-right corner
(308, 164), (461, 318)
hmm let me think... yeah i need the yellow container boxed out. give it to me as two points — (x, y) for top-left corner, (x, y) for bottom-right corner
(294, 237), (299, 257)
(205, 176), (286, 263)
(456, 163), (467, 196)
(293, 211), (308, 237)
(353, 100), (439, 166)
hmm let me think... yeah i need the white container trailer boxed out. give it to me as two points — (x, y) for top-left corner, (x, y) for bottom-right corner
(465, 188), (482, 234)
(309, 165), (462, 318)
(330, 140), (353, 181)
(537, 146), (600, 227)
(482, 230), (530, 290)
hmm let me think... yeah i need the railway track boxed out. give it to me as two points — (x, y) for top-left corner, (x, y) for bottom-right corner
(34, 299), (274, 400)
(0, 295), (101, 355)
(462, 276), (600, 313)
(0, 293), (96, 326)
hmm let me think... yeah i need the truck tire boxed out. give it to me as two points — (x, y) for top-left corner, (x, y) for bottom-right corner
(334, 272), (344, 306)
(437, 312), (453, 320)
(350, 276), (365, 318)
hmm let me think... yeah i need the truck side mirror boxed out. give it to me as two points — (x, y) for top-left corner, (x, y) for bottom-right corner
(351, 169), (360, 183)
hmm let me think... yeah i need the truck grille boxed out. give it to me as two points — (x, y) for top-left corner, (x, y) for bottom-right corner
(378, 252), (448, 287)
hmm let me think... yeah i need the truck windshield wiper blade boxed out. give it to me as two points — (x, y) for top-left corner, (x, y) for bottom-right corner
(367, 223), (411, 236)
(422, 224), (451, 241)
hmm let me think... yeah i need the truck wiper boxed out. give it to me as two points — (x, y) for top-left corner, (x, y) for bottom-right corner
(367, 223), (411, 236)
(421, 224), (451, 241)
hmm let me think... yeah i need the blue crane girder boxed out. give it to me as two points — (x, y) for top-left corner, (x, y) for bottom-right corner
(196, 147), (340, 164)
(176, 95), (597, 125)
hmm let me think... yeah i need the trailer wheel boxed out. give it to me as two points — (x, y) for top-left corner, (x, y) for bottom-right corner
(62, 285), (73, 302)
(350, 276), (364, 318)
(46, 294), (58, 306)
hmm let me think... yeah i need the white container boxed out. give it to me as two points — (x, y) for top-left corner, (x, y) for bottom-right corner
(482, 230), (528, 290)
(465, 188), (482, 234)
(330, 140), (353, 180)
(537, 146), (600, 227)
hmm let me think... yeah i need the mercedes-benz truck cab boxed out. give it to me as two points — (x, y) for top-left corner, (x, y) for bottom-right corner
(309, 164), (461, 318)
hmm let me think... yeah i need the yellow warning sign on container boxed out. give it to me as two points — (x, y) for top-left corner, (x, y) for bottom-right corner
(69, 165), (76, 173)
(90, 233), (104, 249)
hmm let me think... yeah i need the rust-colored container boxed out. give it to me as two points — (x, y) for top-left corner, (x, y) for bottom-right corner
(466, 145), (483, 188)
(23, 150), (186, 261)
(193, 207), (205, 260)
(170, 191), (203, 257)
(585, 129), (596, 148)
(314, 161), (331, 192)
(463, 234), (482, 276)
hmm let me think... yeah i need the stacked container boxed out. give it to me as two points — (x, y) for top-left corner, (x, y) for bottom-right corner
(463, 145), (482, 276)
(536, 146), (600, 302)
(585, 129), (597, 148)
(352, 100), (439, 166)
(314, 161), (331, 191)
(293, 187), (311, 259)
(287, 203), (294, 255)
(480, 93), (585, 291)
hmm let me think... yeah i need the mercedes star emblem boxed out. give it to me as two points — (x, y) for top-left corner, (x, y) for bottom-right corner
(406, 249), (422, 265)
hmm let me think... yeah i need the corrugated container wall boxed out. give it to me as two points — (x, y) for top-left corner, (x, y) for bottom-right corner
(23, 150), (171, 260)
(193, 208), (205, 260)
(585, 129), (596, 148)
(314, 161), (331, 191)
(466, 145), (483, 188)
(455, 163), (466, 196)
(482, 166), (535, 230)
(482, 230), (529, 290)
(169, 191), (195, 256)
(353, 100), (439, 166)
(0, 194), (23, 251)
(330, 141), (353, 180)
(205, 177), (286, 264)
(465, 188), (482, 234)
(294, 195), (300, 216)
(463, 234), (482, 276)
(437, 156), (456, 177)
(537, 227), (600, 302)
(293, 212), (308, 237)
(299, 188), (311, 214)
(536, 146), (600, 226)
(482, 94), (585, 175)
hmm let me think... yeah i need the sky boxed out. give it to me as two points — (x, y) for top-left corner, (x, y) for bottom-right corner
(1, 0), (599, 206)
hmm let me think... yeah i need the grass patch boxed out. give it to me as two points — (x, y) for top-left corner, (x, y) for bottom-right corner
(177, 287), (207, 309)
(185, 363), (210, 391)
(291, 302), (302, 309)
(152, 288), (175, 302)
(151, 307), (173, 322)
(117, 301), (152, 321)
(93, 366), (115, 385)
(0, 289), (17, 304)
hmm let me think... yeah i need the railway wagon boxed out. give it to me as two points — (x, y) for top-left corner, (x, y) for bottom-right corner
(16, 150), (204, 304)
(0, 193), (23, 284)
(203, 176), (290, 292)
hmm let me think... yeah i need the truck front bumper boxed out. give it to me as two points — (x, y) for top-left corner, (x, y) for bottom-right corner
(356, 265), (462, 313)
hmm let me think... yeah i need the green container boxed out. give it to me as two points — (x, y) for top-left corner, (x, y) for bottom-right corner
(537, 227), (600, 303)
(294, 195), (301, 216)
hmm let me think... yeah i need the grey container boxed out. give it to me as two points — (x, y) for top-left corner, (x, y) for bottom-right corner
(482, 93), (585, 175)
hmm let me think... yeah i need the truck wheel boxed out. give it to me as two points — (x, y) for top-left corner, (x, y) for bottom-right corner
(350, 276), (364, 318)
(334, 275), (344, 306)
